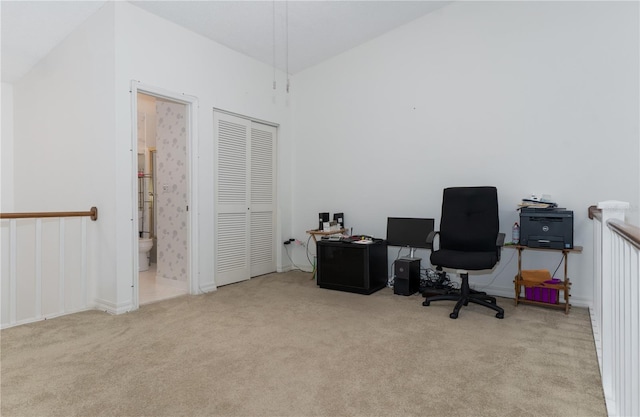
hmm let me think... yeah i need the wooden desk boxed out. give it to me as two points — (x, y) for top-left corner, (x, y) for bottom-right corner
(508, 244), (583, 314)
(306, 229), (346, 278)
(306, 228), (346, 244)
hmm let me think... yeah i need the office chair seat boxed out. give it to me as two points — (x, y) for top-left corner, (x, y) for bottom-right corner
(430, 250), (498, 271)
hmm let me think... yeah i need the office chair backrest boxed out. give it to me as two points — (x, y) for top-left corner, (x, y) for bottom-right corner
(439, 187), (499, 252)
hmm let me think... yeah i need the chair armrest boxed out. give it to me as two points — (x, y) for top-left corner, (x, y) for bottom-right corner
(426, 230), (439, 250)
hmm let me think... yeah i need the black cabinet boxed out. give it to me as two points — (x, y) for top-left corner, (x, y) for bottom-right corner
(316, 240), (388, 294)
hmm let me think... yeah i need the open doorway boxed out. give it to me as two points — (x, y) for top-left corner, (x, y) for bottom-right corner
(131, 82), (199, 309)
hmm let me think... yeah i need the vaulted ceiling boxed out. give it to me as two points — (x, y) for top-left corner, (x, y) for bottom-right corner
(1, 1), (450, 84)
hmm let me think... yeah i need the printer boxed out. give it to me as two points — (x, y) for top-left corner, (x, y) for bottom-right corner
(519, 207), (574, 249)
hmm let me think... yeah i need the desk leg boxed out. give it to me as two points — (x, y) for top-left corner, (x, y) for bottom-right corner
(563, 251), (570, 314)
(310, 235), (318, 280)
(514, 248), (523, 306)
(312, 256), (317, 281)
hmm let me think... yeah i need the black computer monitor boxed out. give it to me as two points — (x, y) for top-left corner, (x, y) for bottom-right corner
(386, 217), (435, 256)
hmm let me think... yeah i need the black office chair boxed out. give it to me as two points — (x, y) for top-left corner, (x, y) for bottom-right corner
(423, 187), (505, 319)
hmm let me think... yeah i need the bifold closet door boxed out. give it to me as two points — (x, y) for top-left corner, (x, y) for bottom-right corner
(214, 112), (276, 286)
(249, 123), (276, 277)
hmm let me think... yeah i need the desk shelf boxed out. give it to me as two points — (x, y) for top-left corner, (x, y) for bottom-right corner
(306, 228), (347, 243)
(508, 245), (582, 314)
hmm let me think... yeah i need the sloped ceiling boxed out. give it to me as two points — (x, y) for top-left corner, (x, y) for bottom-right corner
(1, 1), (450, 84)
(1, 1), (107, 83)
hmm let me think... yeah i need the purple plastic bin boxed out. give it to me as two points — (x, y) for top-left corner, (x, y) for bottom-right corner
(525, 287), (558, 304)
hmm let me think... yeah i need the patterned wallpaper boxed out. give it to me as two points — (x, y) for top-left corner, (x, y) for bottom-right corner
(155, 100), (188, 283)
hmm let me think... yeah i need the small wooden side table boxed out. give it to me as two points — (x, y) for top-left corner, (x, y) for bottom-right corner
(508, 244), (582, 314)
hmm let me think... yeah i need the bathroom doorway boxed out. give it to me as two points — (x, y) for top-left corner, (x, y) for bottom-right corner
(131, 83), (199, 308)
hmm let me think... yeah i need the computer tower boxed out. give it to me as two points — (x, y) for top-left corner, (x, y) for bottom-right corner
(394, 257), (421, 296)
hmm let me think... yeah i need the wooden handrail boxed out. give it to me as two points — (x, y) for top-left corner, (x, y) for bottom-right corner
(0, 207), (98, 221)
(608, 218), (640, 250)
(589, 204), (640, 249)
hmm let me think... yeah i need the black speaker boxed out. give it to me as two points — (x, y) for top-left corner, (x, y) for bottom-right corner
(333, 212), (344, 228)
(319, 212), (329, 230)
(394, 258), (420, 296)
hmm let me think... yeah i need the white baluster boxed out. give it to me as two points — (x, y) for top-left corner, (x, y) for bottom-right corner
(59, 218), (65, 314)
(9, 219), (17, 325)
(597, 200), (630, 417)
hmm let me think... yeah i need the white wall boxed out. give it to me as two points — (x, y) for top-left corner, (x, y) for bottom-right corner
(1, 82), (14, 212)
(11, 3), (116, 309)
(8, 2), (294, 314)
(290, 1), (640, 304)
(1, 82), (15, 325)
(7, 1), (638, 313)
(111, 2), (293, 307)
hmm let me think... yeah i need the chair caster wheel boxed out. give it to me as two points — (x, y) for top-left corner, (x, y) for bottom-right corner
(496, 312), (504, 319)
(449, 312), (458, 319)
(422, 300), (430, 306)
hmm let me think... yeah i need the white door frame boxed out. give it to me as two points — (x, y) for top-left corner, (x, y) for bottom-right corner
(130, 81), (199, 309)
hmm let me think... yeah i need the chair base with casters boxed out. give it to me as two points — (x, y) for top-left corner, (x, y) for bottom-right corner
(422, 269), (504, 319)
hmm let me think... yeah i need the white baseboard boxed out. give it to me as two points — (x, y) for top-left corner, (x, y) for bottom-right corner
(198, 280), (217, 293)
(1, 306), (94, 329)
(472, 284), (590, 308)
(278, 265), (294, 272)
(94, 298), (133, 315)
(469, 283), (513, 299)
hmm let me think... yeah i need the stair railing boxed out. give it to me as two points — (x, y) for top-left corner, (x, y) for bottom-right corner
(589, 201), (639, 417)
(1, 207), (98, 328)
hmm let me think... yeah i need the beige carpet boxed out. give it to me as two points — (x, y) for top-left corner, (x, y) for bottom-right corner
(1, 271), (606, 417)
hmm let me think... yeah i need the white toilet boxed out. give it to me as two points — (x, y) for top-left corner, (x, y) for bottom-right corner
(139, 238), (154, 271)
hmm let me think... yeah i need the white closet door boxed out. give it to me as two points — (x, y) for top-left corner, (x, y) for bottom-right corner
(214, 112), (251, 286)
(214, 113), (277, 286)
(250, 123), (276, 277)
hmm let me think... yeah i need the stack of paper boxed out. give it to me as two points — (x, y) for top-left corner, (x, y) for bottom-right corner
(517, 197), (557, 210)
